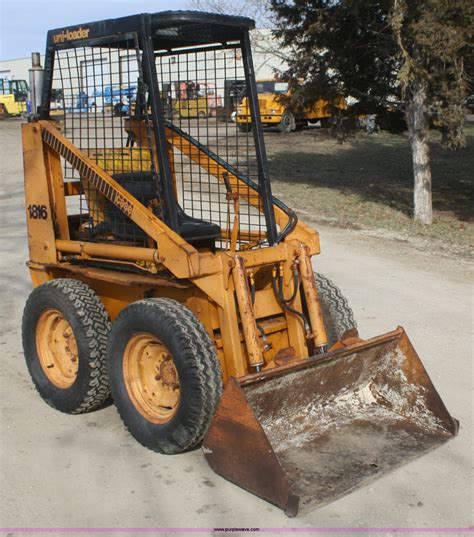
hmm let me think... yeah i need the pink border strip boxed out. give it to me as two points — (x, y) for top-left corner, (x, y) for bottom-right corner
(0, 529), (473, 534)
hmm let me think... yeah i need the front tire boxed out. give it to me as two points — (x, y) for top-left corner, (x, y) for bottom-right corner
(278, 111), (296, 133)
(107, 298), (223, 454)
(22, 279), (111, 414)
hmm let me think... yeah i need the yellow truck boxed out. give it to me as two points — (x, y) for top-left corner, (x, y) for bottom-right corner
(236, 79), (345, 132)
(0, 78), (28, 117)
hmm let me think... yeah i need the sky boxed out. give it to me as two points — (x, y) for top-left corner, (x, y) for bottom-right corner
(0, 0), (191, 61)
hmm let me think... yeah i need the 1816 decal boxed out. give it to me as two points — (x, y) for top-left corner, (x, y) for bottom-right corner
(28, 204), (48, 220)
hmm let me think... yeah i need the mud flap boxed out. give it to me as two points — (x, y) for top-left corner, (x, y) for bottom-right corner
(202, 328), (458, 517)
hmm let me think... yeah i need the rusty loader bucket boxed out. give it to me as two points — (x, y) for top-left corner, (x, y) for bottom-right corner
(203, 328), (458, 517)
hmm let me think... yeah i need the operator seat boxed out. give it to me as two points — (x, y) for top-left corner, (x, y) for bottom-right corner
(92, 172), (221, 249)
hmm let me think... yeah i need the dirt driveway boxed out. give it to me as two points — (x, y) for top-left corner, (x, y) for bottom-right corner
(0, 118), (472, 534)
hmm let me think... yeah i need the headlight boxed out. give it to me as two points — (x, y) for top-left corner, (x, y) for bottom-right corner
(269, 109), (278, 114)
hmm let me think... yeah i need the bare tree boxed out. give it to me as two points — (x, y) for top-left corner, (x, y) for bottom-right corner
(190, 0), (291, 75)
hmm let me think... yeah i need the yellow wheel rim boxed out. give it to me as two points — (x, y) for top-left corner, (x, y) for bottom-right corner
(123, 333), (180, 424)
(36, 309), (79, 389)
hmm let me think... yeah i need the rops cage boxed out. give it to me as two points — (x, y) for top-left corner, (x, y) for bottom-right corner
(39, 11), (293, 253)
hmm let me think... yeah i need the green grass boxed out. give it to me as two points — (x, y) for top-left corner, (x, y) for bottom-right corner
(266, 122), (474, 256)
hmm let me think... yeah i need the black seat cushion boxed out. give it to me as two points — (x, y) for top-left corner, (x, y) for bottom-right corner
(95, 172), (221, 244)
(177, 206), (221, 241)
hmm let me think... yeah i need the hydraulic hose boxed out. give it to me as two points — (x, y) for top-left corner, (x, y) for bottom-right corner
(271, 266), (311, 336)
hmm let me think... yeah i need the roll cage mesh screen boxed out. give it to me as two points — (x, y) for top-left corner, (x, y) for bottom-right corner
(50, 37), (269, 250)
(155, 43), (266, 249)
(52, 37), (160, 247)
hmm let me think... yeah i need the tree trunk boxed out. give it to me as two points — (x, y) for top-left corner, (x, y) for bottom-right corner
(406, 77), (433, 225)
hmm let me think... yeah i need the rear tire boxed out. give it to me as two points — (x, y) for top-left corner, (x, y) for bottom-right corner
(314, 272), (357, 346)
(22, 279), (111, 414)
(107, 298), (223, 454)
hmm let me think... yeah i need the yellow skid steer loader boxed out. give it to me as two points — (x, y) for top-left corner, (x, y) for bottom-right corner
(21, 11), (458, 517)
